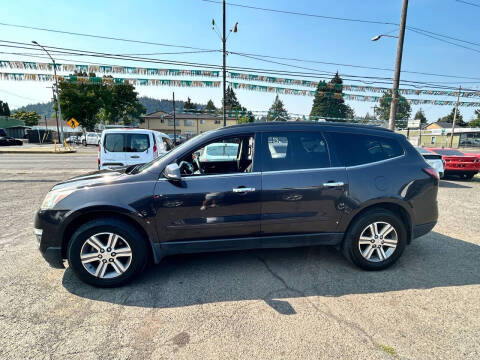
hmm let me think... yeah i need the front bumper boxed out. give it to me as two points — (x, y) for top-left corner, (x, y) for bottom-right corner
(35, 210), (68, 269)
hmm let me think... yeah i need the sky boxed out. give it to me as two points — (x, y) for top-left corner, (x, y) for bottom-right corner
(0, 0), (479, 123)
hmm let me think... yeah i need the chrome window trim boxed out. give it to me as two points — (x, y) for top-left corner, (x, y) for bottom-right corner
(345, 154), (405, 169)
(158, 171), (261, 181)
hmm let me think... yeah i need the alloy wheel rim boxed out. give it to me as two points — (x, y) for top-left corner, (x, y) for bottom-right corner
(80, 232), (132, 279)
(358, 221), (398, 263)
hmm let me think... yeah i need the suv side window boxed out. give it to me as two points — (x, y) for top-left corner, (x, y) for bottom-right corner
(261, 131), (330, 172)
(162, 137), (173, 151)
(327, 132), (404, 167)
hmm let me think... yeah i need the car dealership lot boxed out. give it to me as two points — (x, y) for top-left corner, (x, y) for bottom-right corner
(0, 153), (479, 359)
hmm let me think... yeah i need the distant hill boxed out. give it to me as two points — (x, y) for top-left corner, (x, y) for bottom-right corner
(15, 101), (55, 118)
(14, 97), (206, 118)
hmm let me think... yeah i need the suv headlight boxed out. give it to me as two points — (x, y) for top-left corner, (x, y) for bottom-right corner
(40, 189), (75, 210)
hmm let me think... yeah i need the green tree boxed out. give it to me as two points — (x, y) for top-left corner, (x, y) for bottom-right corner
(414, 108), (427, 125)
(12, 110), (40, 126)
(58, 80), (104, 131)
(376, 90), (411, 124)
(102, 83), (145, 124)
(437, 107), (466, 127)
(310, 72), (354, 120)
(0, 100), (10, 116)
(224, 86), (242, 110)
(267, 95), (289, 121)
(205, 99), (216, 111)
(467, 109), (480, 127)
(183, 97), (197, 111)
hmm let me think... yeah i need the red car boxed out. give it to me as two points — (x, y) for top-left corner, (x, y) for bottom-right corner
(426, 148), (479, 179)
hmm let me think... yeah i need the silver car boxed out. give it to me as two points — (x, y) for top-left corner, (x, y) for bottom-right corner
(416, 147), (444, 178)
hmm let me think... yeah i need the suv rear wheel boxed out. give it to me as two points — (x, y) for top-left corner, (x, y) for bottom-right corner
(342, 209), (407, 271)
(67, 218), (147, 287)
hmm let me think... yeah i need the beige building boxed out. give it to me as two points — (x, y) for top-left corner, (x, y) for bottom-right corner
(140, 111), (238, 136)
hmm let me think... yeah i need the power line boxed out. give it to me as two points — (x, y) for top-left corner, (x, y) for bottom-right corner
(203, 0), (480, 49)
(201, 0), (397, 25)
(455, 0), (480, 8)
(0, 22), (217, 51)
(1, 40), (479, 91)
(229, 51), (480, 81)
(408, 28), (480, 54)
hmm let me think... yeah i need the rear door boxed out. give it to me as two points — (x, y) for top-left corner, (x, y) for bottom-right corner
(260, 131), (348, 235)
(124, 132), (152, 166)
(102, 132), (126, 167)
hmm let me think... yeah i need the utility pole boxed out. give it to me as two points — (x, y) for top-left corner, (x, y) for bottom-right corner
(222, 0), (227, 127)
(449, 86), (461, 148)
(388, 0), (409, 130)
(52, 87), (60, 143)
(173, 92), (177, 146)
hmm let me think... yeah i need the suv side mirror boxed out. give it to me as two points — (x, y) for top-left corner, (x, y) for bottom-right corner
(164, 163), (181, 181)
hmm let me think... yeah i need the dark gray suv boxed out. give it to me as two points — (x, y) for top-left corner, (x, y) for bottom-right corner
(35, 122), (438, 287)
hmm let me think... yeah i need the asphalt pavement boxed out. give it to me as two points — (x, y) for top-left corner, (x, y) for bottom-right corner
(0, 151), (479, 359)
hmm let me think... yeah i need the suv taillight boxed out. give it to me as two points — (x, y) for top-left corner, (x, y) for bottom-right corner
(423, 167), (439, 180)
(153, 144), (158, 157)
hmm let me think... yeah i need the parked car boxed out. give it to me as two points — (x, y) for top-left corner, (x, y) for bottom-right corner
(168, 134), (186, 145)
(426, 147), (479, 179)
(198, 142), (239, 162)
(82, 132), (101, 146)
(0, 128), (23, 146)
(415, 147), (444, 178)
(35, 122), (439, 287)
(98, 129), (173, 170)
(66, 135), (81, 145)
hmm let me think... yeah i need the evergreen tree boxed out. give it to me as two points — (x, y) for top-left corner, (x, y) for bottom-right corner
(205, 99), (216, 111)
(183, 97), (197, 111)
(12, 110), (40, 126)
(376, 90), (411, 124)
(267, 95), (289, 121)
(437, 107), (466, 127)
(310, 72), (354, 120)
(223, 86), (242, 110)
(414, 108), (427, 125)
(0, 100), (11, 116)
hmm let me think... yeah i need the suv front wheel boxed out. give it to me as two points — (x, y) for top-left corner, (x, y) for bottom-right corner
(67, 218), (147, 287)
(342, 209), (407, 271)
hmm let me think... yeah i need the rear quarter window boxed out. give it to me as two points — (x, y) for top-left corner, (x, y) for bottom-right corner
(327, 132), (404, 167)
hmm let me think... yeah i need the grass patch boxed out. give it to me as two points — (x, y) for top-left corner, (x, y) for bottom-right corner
(379, 344), (396, 357)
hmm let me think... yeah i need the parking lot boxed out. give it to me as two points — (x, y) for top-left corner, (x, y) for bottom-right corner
(0, 151), (479, 359)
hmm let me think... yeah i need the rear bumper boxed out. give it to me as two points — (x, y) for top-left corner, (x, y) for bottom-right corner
(413, 221), (437, 239)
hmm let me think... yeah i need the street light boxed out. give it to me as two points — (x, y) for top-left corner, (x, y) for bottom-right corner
(32, 40), (64, 143)
(371, 34), (398, 41)
(371, 0), (409, 131)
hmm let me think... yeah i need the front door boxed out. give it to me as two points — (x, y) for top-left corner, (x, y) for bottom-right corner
(260, 131), (347, 235)
(154, 133), (261, 242)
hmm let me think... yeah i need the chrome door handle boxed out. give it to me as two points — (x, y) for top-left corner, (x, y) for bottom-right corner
(233, 187), (255, 193)
(323, 182), (344, 187)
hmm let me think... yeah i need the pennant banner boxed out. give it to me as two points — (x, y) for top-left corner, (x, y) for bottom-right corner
(230, 82), (480, 107)
(1, 71), (479, 107)
(229, 72), (480, 98)
(0, 72), (220, 88)
(0, 60), (220, 78)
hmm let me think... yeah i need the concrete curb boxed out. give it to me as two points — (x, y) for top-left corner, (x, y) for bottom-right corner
(0, 148), (76, 154)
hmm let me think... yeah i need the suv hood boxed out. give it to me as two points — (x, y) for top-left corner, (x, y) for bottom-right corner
(52, 167), (132, 192)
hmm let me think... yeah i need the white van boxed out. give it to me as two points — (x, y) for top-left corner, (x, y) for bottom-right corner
(98, 129), (173, 170)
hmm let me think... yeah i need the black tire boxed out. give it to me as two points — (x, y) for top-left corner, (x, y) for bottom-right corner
(67, 218), (148, 287)
(82, 140), (87, 146)
(342, 209), (407, 271)
(464, 173), (475, 180)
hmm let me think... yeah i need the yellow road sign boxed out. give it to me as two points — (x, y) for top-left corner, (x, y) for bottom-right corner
(67, 118), (79, 129)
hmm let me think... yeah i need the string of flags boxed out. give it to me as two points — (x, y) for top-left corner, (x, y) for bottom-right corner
(0, 72), (220, 88)
(1, 59), (479, 98)
(2, 71), (480, 107)
(0, 60), (220, 78)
